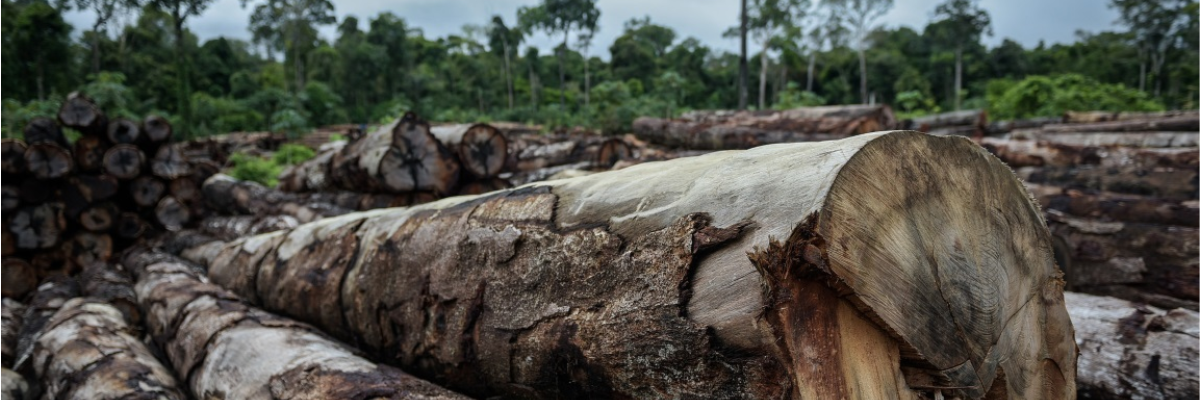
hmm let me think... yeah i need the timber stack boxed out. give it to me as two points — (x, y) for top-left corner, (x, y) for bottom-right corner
(178, 131), (1077, 399)
(901, 109), (989, 137)
(978, 111), (1198, 314)
(630, 104), (898, 149)
(2, 93), (216, 301)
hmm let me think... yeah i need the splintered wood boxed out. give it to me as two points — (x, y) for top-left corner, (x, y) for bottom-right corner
(191, 131), (1075, 399)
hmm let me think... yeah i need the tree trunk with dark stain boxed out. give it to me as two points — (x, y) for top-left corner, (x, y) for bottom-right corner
(58, 93), (107, 136)
(188, 131), (1076, 399)
(102, 144), (144, 180)
(122, 249), (472, 400)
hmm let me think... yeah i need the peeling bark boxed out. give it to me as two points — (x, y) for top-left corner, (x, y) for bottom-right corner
(122, 250), (470, 400)
(195, 131), (1075, 399)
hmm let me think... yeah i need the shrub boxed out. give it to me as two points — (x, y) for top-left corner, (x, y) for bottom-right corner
(272, 143), (315, 166)
(228, 152), (282, 187)
(987, 74), (1164, 120)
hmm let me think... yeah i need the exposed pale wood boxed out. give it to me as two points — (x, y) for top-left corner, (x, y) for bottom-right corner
(12, 277), (80, 371)
(123, 250), (471, 400)
(202, 174), (349, 223)
(106, 118), (141, 144)
(196, 131), (1073, 399)
(151, 144), (192, 179)
(101, 144), (144, 179)
(8, 203), (65, 250)
(24, 143), (74, 179)
(31, 297), (184, 399)
(431, 123), (510, 178)
(0, 140), (26, 175)
(1066, 291), (1198, 399)
(2, 260), (37, 299)
(77, 263), (142, 333)
(23, 117), (70, 148)
(57, 92), (106, 135)
(142, 115), (172, 143)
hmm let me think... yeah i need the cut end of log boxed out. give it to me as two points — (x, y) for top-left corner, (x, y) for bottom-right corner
(106, 118), (141, 144)
(25, 143), (74, 180)
(460, 124), (509, 178)
(102, 144), (144, 179)
(142, 115), (172, 143)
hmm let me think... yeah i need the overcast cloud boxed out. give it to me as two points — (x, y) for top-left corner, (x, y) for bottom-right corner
(63, 0), (1122, 58)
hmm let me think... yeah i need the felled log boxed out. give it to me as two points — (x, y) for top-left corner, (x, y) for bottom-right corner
(102, 144), (144, 179)
(596, 138), (633, 168)
(123, 250), (471, 400)
(985, 116), (1061, 135)
(197, 131), (1075, 399)
(633, 105), (897, 150)
(202, 174), (350, 223)
(66, 232), (113, 267)
(106, 118), (141, 144)
(905, 109), (987, 134)
(12, 277), (80, 371)
(24, 143), (73, 179)
(1, 187), (17, 213)
(1048, 210), (1198, 311)
(277, 144), (339, 192)
(1, 140), (26, 176)
(198, 215), (299, 241)
(58, 93), (106, 136)
(8, 203), (65, 250)
(1066, 291), (1198, 399)
(72, 135), (108, 173)
(1063, 110), (1198, 123)
(79, 202), (118, 232)
(2, 298), (24, 367)
(2, 259), (36, 299)
(77, 263), (141, 327)
(23, 117), (70, 149)
(131, 176), (166, 208)
(31, 297), (185, 399)
(1015, 165), (1197, 202)
(62, 175), (119, 218)
(431, 123), (510, 178)
(1026, 183), (1198, 227)
(151, 144), (191, 179)
(155, 196), (190, 231)
(1041, 115), (1199, 133)
(1012, 131), (1198, 147)
(981, 137), (1198, 169)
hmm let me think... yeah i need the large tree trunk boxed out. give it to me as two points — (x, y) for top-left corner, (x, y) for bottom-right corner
(1066, 291), (1198, 399)
(954, 47), (962, 111)
(906, 109), (987, 133)
(857, 48), (867, 104)
(187, 131), (1075, 399)
(632, 105), (897, 150)
(738, 0), (748, 110)
(758, 42), (768, 109)
(123, 249), (470, 400)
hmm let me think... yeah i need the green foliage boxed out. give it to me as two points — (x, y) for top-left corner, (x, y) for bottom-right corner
(228, 152), (283, 187)
(987, 74), (1164, 120)
(270, 108), (309, 138)
(329, 133), (346, 142)
(272, 143), (316, 165)
(82, 71), (138, 119)
(191, 92), (264, 137)
(1, 97), (61, 138)
(777, 82), (827, 109)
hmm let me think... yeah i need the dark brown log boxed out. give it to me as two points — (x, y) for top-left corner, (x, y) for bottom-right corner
(383, 114), (461, 194)
(1027, 183), (1199, 227)
(142, 115), (172, 143)
(151, 144), (191, 179)
(17, 179), (54, 204)
(1063, 110), (1198, 123)
(2, 259), (36, 299)
(1042, 114), (1199, 133)
(22, 117), (69, 148)
(66, 232), (113, 267)
(197, 131), (1075, 399)
(102, 144), (144, 179)
(8, 203), (64, 250)
(1067, 291), (1198, 399)
(1015, 165), (1197, 201)
(1048, 210), (1198, 311)
(79, 202), (118, 232)
(2, 298), (23, 366)
(24, 143), (73, 180)
(981, 137), (1199, 169)
(77, 263), (141, 328)
(155, 196), (189, 231)
(114, 212), (147, 240)
(105, 118), (141, 144)
(72, 135), (107, 173)
(31, 296), (185, 399)
(1, 140), (27, 175)
(596, 138), (633, 168)
(906, 109), (987, 133)
(58, 92), (106, 135)
(169, 177), (199, 204)
(123, 250), (471, 400)
(432, 123), (510, 178)
(131, 176), (166, 208)
(633, 105), (898, 149)
(1, 186), (17, 213)
(30, 249), (75, 280)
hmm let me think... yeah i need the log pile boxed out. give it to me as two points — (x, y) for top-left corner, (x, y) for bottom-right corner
(2, 94), (215, 300)
(901, 109), (988, 137)
(631, 105), (898, 150)
(978, 111), (1199, 312)
(180, 131), (1077, 399)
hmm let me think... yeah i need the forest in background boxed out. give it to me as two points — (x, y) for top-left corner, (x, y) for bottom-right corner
(2, 0), (1196, 139)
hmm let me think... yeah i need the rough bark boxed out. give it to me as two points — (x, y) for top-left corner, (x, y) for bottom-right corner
(199, 215), (300, 241)
(12, 277), (80, 371)
(430, 123), (509, 178)
(101, 144), (144, 179)
(1062, 110), (1198, 123)
(386, 113), (461, 194)
(123, 250), (471, 400)
(24, 143), (74, 180)
(981, 138), (1198, 169)
(1015, 165), (1197, 202)
(1040, 115), (1198, 133)
(633, 105), (898, 150)
(31, 297), (185, 399)
(1066, 291), (1198, 399)
(2, 298), (23, 367)
(58, 93), (107, 136)
(2, 259), (37, 299)
(1026, 183), (1198, 227)
(195, 131), (1075, 399)
(1047, 210), (1198, 311)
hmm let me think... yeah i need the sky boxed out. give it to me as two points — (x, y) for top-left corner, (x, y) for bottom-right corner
(62, 0), (1123, 59)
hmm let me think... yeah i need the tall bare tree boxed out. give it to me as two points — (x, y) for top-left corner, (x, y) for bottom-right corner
(824, 0), (893, 104)
(245, 0), (336, 93)
(59, 0), (141, 74)
(488, 15), (524, 110)
(931, 0), (991, 110)
(518, 0), (600, 109)
(1110, 0), (1191, 97)
(148, 0), (217, 137)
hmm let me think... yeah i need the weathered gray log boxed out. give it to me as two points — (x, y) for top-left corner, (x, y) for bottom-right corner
(1063, 110), (1198, 124)
(1067, 291), (1198, 399)
(1011, 130), (1198, 147)
(123, 250), (471, 400)
(431, 123), (510, 178)
(1015, 165), (1197, 202)
(13, 278), (79, 371)
(981, 138), (1198, 169)
(1042, 115), (1199, 133)
(155, 196), (190, 231)
(77, 263), (141, 327)
(2, 298), (24, 367)
(196, 131), (1075, 399)
(633, 105), (898, 149)
(906, 109), (987, 132)
(31, 297), (185, 399)
(8, 203), (65, 250)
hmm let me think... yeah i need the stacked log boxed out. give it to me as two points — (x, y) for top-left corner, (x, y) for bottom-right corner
(901, 109), (988, 137)
(977, 111), (1199, 312)
(122, 249), (470, 399)
(1, 94), (212, 301)
(503, 130), (636, 185)
(631, 104), (898, 150)
(183, 131), (1076, 399)
(2, 298), (28, 398)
